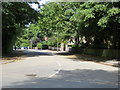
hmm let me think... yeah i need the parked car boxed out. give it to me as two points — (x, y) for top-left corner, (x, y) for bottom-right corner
(17, 47), (21, 49)
(24, 47), (28, 49)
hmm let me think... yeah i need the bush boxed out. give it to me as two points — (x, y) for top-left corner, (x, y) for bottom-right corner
(37, 43), (42, 49)
(42, 45), (48, 49)
(20, 43), (28, 47)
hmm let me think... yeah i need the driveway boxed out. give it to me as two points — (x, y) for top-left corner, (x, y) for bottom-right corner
(1, 49), (118, 88)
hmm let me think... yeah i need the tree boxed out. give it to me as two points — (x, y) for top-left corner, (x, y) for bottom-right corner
(16, 2), (120, 50)
(2, 2), (38, 54)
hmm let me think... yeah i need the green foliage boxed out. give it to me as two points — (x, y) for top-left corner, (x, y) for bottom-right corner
(2, 2), (38, 54)
(20, 43), (29, 47)
(98, 17), (109, 28)
(107, 7), (120, 17)
(37, 43), (42, 49)
(38, 2), (119, 49)
(15, 2), (120, 50)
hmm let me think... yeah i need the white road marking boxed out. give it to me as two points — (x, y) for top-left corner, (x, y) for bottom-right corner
(57, 61), (62, 67)
(48, 61), (62, 78)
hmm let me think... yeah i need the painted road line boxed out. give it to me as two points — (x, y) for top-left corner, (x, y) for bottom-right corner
(48, 61), (62, 78)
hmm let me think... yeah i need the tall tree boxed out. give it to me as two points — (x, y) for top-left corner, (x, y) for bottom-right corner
(2, 2), (38, 54)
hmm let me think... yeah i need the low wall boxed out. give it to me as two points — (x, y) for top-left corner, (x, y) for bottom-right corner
(70, 48), (120, 59)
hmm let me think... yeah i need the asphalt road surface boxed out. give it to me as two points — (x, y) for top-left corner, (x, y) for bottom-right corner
(1, 49), (118, 88)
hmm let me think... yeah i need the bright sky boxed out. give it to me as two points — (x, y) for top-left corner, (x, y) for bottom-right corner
(29, 3), (39, 10)
(38, 0), (49, 5)
(29, 0), (50, 11)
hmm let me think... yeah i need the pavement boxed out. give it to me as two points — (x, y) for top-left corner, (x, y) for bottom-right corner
(0, 60), (16, 64)
(1, 49), (119, 88)
(53, 50), (119, 67)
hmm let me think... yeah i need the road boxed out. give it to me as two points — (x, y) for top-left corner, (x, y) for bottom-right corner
(1, 49), (118, 88)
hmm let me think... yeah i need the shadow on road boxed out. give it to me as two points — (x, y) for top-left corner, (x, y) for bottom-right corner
(2, 50), (53, 58)
(3, 69), (118, 88)
(55, 51), (74, 56)
(22, 50), (53, 57)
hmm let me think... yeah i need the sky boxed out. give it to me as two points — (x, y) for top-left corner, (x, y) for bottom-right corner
(29, 0), (50, 11)
(38, 0), (50, 5)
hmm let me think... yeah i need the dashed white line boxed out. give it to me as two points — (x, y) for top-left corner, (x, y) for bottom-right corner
(48, 61), (62, 78)
(57, 61), (62, 67)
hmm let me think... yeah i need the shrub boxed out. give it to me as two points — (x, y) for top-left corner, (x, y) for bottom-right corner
(20, 43), (29, 47)
(37, 43), (42, 49)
